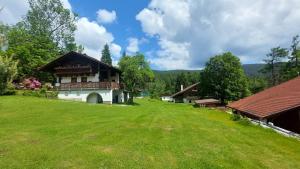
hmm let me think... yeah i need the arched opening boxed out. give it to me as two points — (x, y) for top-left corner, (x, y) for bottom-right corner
(86, 93), (103, 104)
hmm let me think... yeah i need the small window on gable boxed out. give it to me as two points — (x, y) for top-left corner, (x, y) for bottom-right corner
(81, 77), (87, 83)
(71, 77), (77, 83)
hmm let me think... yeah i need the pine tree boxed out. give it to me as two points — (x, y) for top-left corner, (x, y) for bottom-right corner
(101, 44), (112, 65)
(262, 47), (288, 86)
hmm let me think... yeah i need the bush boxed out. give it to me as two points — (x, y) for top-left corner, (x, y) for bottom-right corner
(230, 113), (251, 126)
(238, 117), (251, 126)
(0, 55), (18, 95)
(22, 77), (41, 90)
(230, 114), (241, 121)
(22, 89), (58, 98)
(2, 83), (16, 95)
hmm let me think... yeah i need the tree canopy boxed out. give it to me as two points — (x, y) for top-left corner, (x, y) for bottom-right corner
(118, 53), (154, 104)
(25, 0), (78, 51)
(3, 0), (80, 81)
(261, 47), (288, 86)
(0, 54), (18, 95)
(200, 52), (250, 104)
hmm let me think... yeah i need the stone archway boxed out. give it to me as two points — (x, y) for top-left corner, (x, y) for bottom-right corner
(86, 93), (103, 104)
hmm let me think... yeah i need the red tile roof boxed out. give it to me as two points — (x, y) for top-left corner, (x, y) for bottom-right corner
(228, 76), (300, 119)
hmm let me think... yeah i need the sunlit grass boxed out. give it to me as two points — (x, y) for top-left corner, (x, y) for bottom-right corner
(0, 96), (299, 169)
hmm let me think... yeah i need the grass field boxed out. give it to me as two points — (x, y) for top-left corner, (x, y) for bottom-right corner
(0, 96), (300, 169)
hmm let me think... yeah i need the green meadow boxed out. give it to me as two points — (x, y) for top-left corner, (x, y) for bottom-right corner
(0, 96), (299, 169)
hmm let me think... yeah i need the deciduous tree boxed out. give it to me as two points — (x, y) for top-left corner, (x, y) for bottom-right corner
(5, 0), (79, 81)
(25, 0), (78, 51)
(118, 53), (154, 104)
(148, 80), (166, 99)
(200, 52), (250, 104)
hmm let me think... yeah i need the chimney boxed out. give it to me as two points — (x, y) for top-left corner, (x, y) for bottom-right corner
(181, 85), (184, 91)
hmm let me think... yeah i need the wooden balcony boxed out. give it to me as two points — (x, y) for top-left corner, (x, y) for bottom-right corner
(58, 82), (123, 90)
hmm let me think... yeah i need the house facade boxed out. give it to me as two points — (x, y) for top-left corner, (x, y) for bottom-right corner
(171, 83), (200, 103)
(40, 51), (127, 104)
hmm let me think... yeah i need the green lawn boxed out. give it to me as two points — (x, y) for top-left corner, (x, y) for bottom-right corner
(0, 96), (300, 169)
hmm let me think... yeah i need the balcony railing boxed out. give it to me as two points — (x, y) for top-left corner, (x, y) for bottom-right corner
(58, 82), (123, 90)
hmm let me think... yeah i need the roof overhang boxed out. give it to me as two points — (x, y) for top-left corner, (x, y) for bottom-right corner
(39, 51), (121, 73)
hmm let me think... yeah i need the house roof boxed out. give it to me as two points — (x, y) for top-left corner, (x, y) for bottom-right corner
(195, 99), (220, 105)
(228, 76), (300, 119)
(39, 51), (121, 73)
(171, 82), (199, 98)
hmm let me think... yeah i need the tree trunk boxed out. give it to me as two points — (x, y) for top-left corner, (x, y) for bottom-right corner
(271, 60), (275, 86)
(128, 92), (134, 104)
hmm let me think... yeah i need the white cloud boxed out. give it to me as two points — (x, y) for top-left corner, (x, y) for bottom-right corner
(151, 39), (191, 70)
(0, 0), (29, 25)
(0, 0), (72, 25)
(126, 38), (139, 54)
(137, 0), (300, 69)
(97, 9), (117, 24)
(75, 17), (114, 52)
(75, 17), (121, 62)
(61, 0), (72, 10)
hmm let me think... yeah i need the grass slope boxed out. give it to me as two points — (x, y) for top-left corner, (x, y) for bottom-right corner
(0, 96), (300, 169)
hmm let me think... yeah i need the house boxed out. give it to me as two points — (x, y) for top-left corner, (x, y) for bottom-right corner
(171, 83), (199, 103)
(194, 99), (221, 107)
(161, 95), (173, 102)
(228, 77), (300, 134)
(40, 51), (127, 104)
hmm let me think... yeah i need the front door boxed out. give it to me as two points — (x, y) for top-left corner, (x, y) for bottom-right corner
(113, 95), (118, 103)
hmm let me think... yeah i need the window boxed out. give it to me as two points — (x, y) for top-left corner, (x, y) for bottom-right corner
(76, 91), (80, 96)
(71, 77), (77, 83)
(81, 77), (87, 83)
(65, 92), (68, 96)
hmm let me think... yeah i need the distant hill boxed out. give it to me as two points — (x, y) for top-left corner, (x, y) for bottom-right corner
(242, 64), (265, 77)
(153, 64), (266, 77)
(153, 69), (201, 75)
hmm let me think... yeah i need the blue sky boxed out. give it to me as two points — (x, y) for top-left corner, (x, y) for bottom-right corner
(1, 0), (300, 70)
(70, 0), (155, 53)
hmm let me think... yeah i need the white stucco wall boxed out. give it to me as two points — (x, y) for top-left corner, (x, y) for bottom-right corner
(58, 89), (125, 104)
(58, 89), (113, 103)
(161, 96), (173, 102)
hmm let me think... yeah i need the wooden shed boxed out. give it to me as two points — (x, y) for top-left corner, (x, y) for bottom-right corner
(228, 77), (300, 134)
(195, 99), (221, 107)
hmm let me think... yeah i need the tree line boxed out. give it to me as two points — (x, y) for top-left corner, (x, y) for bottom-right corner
(149, 34), (300, 104)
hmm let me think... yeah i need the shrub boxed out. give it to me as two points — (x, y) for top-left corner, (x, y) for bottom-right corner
(22, 89), (58, 98)
(22, 77), (41, 90)
(3, 84), (16, 95)
(238, 117), (251, 126)
(0, 55), (18, 95)
(230, 113), (252, 126)
(230, 114), (241, 121)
